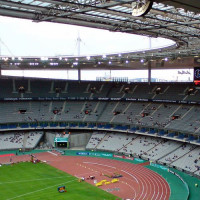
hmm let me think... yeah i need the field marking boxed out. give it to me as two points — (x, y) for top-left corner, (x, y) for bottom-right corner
(1, 175), (73, 184)
(6, 178), (77, 200)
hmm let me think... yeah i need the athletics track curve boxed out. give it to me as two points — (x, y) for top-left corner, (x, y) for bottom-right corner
(0, 152), (171, 200)
(36, 152), (171, 200)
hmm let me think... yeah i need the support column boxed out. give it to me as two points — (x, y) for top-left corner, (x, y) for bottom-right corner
(12, 79), (16, 93)
(27, 80), (31, 93)
(78, 68), (81, 81)
(148, 61), (151, 85)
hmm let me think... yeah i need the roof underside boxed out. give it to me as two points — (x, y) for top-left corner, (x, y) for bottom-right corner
(0, 0), (200, 70)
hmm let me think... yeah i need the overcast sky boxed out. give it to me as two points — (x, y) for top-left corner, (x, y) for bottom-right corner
(0, 16), (193, 82)
(0, 16), (174, 57)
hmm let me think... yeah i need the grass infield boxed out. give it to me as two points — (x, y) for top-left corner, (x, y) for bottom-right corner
(0, 162), (120, 200)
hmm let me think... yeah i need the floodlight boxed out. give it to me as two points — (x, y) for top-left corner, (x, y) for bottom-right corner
(41, 57), (48, 61)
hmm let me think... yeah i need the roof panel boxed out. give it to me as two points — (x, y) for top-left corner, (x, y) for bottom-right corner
(0, 0), (199, 64)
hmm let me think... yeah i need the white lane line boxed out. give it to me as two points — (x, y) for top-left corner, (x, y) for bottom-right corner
(6, 179), (76, 200)
(83, 162), (116, 169)
(121, 170), (139, 184)
(47, 151), (58, 156)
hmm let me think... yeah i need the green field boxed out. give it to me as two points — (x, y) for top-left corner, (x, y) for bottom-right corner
(0, 162), (119, 200)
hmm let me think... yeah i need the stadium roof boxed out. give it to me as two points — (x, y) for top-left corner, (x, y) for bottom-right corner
(0, 0), (200, 70)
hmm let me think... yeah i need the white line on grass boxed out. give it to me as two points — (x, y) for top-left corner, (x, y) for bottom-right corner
(1, 175), (73, 184)
(6, 178), (77, 200)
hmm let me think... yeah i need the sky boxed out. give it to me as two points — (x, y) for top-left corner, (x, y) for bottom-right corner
(0, 16), (193, 82)
(0, 16), (174, 57)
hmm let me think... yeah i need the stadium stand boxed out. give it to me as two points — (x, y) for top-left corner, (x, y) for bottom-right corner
(0, 132), (24, 150)
(86, 132), (106, 149)
(25, 131), (44, 149)
(95, 132), (136, 152)
(119, 135), (162, 155)
(0, 78), (200, 177)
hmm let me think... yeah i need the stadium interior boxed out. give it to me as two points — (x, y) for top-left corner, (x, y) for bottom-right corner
(0, 0), (200, 199)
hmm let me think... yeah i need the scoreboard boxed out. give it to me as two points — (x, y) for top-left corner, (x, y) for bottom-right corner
(54, 137), (68, 142)
(194, 67), (200, 86)
(54, 137), (68, 148)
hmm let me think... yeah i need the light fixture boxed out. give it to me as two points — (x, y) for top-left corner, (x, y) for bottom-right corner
(86, 56), (90, 60)
(126, 60), (129, 64)
(118, 54), (121, 57)
(41, 57), (48, 61)
(102, 55), (106, 58)
(164, 57), (168, 61)
(140, 59), (144, 63)
(109, 61), (112, 64)
(3, 57), (8, 61)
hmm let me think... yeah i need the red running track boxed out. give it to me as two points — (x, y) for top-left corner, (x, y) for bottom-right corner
(0, 152), (170, 200)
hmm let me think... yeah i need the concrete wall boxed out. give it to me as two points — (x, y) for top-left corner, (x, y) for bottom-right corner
(69, 132), (91, 148)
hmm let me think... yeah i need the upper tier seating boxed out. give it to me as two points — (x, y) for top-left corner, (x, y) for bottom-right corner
(0, 78), (196, 100)
(0, 78), (200, 134)
(1, 100), (200, 134)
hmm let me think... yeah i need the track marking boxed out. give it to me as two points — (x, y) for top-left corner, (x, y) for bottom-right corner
(74, 171), (100, 178)
(83, 162), (116, 169)
(6, 178), (76, 200)
(47, 151), (58, 156)
(121, 170), (139, 183)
